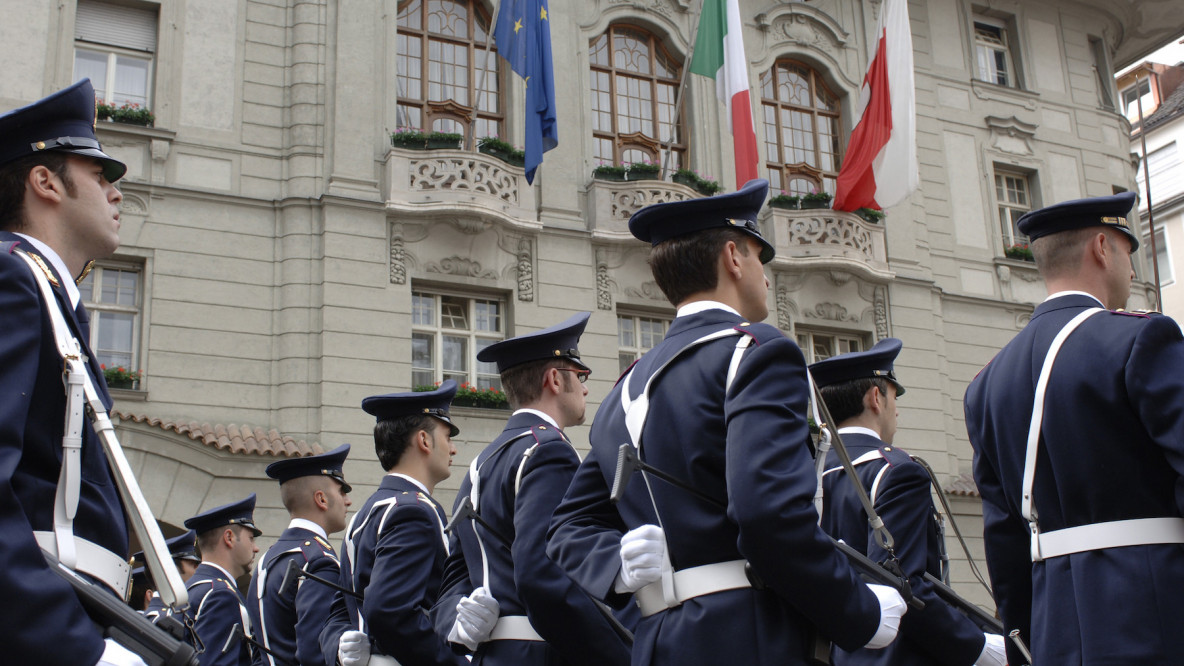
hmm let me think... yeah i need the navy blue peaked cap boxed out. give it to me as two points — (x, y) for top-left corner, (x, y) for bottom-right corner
(810, 337), (906, 396)
(0, 79), (126, 182)
(629, 178), (775, 264)
(477, 312), (591, 374)
(1017, 191), (1138, 251)
(184, 493), (262, 537)
(363, 379), (460, 436)
(266, 443), (352, 494)
(131, 529), (200, 570)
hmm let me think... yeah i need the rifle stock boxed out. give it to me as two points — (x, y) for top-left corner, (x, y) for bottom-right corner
(831, 539), (924, 611)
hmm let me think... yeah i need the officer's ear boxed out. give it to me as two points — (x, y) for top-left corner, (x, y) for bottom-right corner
(26, 164), (67, 204)
(312, 488), (329, 511)
(221, 527), (236, 549)
(864, 385), (884, 415)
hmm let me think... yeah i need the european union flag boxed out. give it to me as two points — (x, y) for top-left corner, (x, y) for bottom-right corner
(494, 0), (557, 184)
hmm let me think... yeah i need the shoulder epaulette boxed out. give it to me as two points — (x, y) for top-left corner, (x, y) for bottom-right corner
(732, 320), (784, 345)
(0, 240), (19, 254)
(1112, 309), (1153, 318)
(13, 247), (60, 286)
(877, 445), (912, 467)
(299, 536), (335, 561)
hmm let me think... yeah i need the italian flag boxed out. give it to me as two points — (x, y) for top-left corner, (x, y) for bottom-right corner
(690, 0), (759, 188)
(832, 0), (918, 211)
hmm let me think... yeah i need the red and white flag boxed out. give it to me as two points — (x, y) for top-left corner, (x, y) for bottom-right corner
(832, 0), (917, 211)
(690, 0), (759, 187)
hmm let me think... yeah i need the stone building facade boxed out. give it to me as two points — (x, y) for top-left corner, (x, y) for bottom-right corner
(0, 0), (1176, 602)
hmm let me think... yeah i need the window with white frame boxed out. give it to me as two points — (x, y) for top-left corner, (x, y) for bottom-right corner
(78, 261), (142, 375)
(1136, 143), (1182, 204)
(1143, 227), (1175, 287)
(995, 169), (1033, 249)
(617, 313), (670, 375)
(73, 0), (158, 108)
(973, 19), (1015, 88)
(1089, 36), (1115, 111)
(412, 291), (506, 391)
(1121, 78), (1153, 121)
(796, 330), (863, 364)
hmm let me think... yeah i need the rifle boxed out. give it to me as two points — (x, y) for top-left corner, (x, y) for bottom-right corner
(921, 572), (1003, 634)
(43, 550), (199, 666)
(278, 558), (363, 601)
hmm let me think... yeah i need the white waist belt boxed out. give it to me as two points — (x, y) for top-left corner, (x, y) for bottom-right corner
(1035, 517), (1184, 560)
(35, 530), (130, 599)
(635, 559), (751, 617)
(488, 615), (544, 642)
(368, 655), (402, 666)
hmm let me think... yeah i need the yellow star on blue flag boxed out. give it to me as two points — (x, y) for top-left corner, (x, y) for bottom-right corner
(494, 0), (557, 184)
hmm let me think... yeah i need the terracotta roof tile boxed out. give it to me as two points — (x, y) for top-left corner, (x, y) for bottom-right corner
(114, 410), (324, 457)
(946, 472), (980, 497)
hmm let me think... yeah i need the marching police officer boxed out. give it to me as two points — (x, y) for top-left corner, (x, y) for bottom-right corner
(136, 530), (201, 618)
(547, 179), (906, 665)
(320, 382), (466, 666)
(0, 79), (138, 666)
(812, 339), (1005, 665)
(184, 494), (263, 666)
(433, 312), (631, 665)
(965, 192), (1184, 663)
(247, 444), (353, 666)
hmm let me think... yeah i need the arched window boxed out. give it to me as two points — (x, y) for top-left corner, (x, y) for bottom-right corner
(589, 25), (684, 168)
(396, 0), (502, 141)
(760, 61), (841, 196)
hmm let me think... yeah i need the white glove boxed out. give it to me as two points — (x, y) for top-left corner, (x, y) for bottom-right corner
(613, 524), (666, 594)
(447, 586), (500, 651)
(975, 633), (1007, 666)
(337, 630), (371, 666)
(97, 639), (149, 666)
(863, 583), (907, 649)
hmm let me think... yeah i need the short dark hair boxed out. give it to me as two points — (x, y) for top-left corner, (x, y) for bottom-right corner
(0, 152), (73, 231)
(649, 227), (752, 305)
(819, 377), (889, 425)
(500, 358), (565, 409)
(374, 414), (435, 471)
(194, 524), (248, 557)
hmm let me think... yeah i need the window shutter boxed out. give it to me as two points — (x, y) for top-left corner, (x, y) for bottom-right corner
(75, 1), (157, 53)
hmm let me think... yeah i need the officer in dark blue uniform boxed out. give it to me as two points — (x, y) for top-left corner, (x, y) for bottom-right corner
(247, 444), (353, 666)
(547, 179), (906, 665)
(964, 192), (1184, 664)
(813, 338), (1005, 666)
(432, 312), (631, 665)
(137, 530), (201, 618)
(184, 495), (263, 666)
(319, 382), (467, 666)
(0, 80), (137, 666)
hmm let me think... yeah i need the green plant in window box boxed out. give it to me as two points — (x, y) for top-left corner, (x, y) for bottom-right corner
(592, 163), (628, 181)
(477, 136), (526, 167)
(768, 191), (800, 210)
(97, 101), (154, 127)
(696, 177), (723, 196)
(671, 168), (699, 190)
(626, 160), (660, 181)
(855, 207), (885, 223)
(414, 382), (509, 409)
(1005, 243), (1034, 262)
(391, 128), (463, 150)
(102, 364), (142, 390)
(800, 190), (833, 209)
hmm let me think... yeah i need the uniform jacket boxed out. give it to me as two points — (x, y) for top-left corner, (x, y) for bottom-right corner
(187, 562), (253, 666)
(821, 432), (986, 665)
(547, 307), (883, 665)
(247, 523), (340, 666)
(433, 411), (631, 666)
(0, 234), (127, 665)
(320, 474), (465, 666)
(965, 293), (1184, 664)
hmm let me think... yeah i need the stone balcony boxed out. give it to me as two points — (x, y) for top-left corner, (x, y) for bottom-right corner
(761, 207), (893, 280)
(586, 178), (698, 239)
(385, 147), (540, 230)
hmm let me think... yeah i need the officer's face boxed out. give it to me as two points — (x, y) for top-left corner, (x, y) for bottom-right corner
(557, 365), (589, 428)
(879, 384), (899, 445)
(60, 156), (122, 263)
(426, 421), (456, 485)
(737, 238), (770, 323)
(1107, 232), (1134, 309)
(230, 526), (258, 576)
(326, 480), (352, 535)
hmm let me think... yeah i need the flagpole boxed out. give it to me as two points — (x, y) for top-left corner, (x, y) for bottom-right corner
(659, 0), (705, 181)
(1134, 72), (1163, 311)
(469, 1), (502, 151)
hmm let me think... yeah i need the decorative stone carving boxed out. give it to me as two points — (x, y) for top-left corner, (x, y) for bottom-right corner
(451, 218), (490, 235)
(787, 215), (876, 261)
(390, 222), (406, 285)
(120, 194), (148, 215)
(624, 281), (666, 301)
(611, 187), (693, 220)
(805, 301), (860, 322)
(985, 115), (1038, 156)
(776, 287), (794, 331)
(516, 238), (534, 302)
(874, 286), (888, 340)
(425, 256), (499, 280)
(596, 248), (613, 310)
(408, 157), (520, 205)
(756, 4), (849, 52)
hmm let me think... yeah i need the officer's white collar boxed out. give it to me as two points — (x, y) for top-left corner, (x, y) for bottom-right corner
(387, 472), (431, 496)
(288, 518), (328, 540)
(513, 408), (559, 429)
(836, 426), (883, 441)
(202, 561), (237, 582)
(676, 300), (741, 318)
(14, 232), (80, 308)
(1044, 290), (1104, 307)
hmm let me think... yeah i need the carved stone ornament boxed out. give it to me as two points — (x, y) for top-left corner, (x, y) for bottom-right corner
(788, 215), (876, 261)
(425, 256), (499, 280)
(596, 248), (613, 310)
(390, 222), (407, 285)
(776, 287), (794, 331)
(985, 115), (1038, 156)
(408, 157), (520, 206)
(612, 187), (693, 220)
(516, 238), (534, 302)
(120, 193), (148, 216)
(624, 281), (667, 302)
(873, 286), (888, 340)
(805, 301), (859, 323)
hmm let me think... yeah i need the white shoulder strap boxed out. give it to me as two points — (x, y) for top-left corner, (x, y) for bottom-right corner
(1022, 307), (1103, 560)
(467, 429), (533, 589)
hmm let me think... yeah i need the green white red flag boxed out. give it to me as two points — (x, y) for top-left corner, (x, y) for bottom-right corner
(690, 0), (759, 187)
